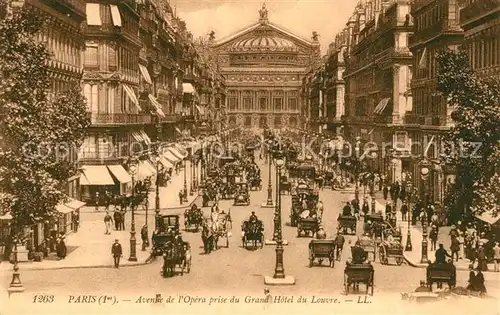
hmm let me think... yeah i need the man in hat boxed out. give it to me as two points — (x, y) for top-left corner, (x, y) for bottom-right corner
(434, 243), (451, 264)
(249, 211), (258, 222)
(111, 239), (122, 268)
(315, 226), (327, 239)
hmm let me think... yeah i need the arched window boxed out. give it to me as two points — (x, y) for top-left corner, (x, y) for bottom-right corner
(274, 116), (281, 127)
(83, 84), (98, 112)
(259, 116), (267, 128)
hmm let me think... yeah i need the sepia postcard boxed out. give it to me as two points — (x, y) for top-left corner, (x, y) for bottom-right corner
(0, 0), (499, 314)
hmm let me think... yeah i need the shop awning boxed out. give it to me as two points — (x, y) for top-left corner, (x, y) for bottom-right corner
(123, 85), (141, 111)
(374, 98), (390, 114)
(175, 127), (183, 134)
(148, 94), (166, 117)
(159, 156), (174, 169)
(80, 165), (115, 186)
(164, 151), (180, 164)
(131, 131), (144, 143)
(139, 130), (152, 145)
(65, 198), (86, 210)
(182, 83), (195, 94)
(56, 204), (74, 214)
(107, 165), (132, 183)
(137, 160), (156, 180)
(174, 143), (189, 157)
(86, 3), (101, 25)
(168, 148), (185, 160)
(110, 4), (122, 27)
(475, 211), (500, 226)
(80, 174), (90, 185)
(139, 64), (152, 84)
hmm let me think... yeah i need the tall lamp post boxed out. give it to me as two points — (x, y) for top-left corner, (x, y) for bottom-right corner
(183, 158), (188, 202)
(354, 137), (361, 201)
(262, 139), (274, 208)
(154, 153), (161, 230)
(128, 158), (138, 262)
(405, 183), (414, 251)
(8, 234), (24, 295)
(265, 151), (295, 285)
(420, 159), (430, 263)
(189, 154), (194, 196)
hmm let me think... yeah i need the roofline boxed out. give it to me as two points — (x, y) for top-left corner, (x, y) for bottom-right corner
(212, 21), (317, 48)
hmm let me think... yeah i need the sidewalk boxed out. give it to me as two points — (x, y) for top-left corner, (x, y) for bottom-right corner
(80, 160), (199, 213)
(0, 164), (201, 272)
(367, 191), (495, 271)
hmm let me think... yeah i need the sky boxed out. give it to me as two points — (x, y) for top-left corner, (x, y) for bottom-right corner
(170, 0), (359, 54)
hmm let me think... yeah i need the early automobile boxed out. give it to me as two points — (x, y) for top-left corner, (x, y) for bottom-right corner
(308, 240), (335, 267)
(152, 215), (181, 256)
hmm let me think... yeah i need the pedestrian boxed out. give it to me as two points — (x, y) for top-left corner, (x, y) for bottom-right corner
(476, 243), (487, 271)
(383, 186), (388, 200)
(111, 239), (122, 268)
(56, 236), (67, 259)
(120, 209), (126, 230)
(400, 202), (408, 221)
(492, 242), (500, 272)
(450, 236), (460, 262)
(113, 210), (121, 231)
(385, 202), (392, 217)
(95, 191), (100, 211)
(141, 224), (149, 251)
(179, 190), (183, 205)
(430, 226), (438, 251)
(104, 211), (113, 234)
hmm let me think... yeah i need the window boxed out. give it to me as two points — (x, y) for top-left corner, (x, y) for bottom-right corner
(243, 98), (253, 111)
(227, 97), (238, 110)
(274, 116), (281, 127)
(108, 45), (117, 70)
(273, 98), (282, 112)
(259, 116), (267, 127)
(288, 98), (298, 111)
(259, 97), (267, 111)
(244, 116), (252, 126)
(107, 86), (115, 114)
(83, 84), (98, 112)
(84, 44), (98, 67)
(289, 116), (297, 126)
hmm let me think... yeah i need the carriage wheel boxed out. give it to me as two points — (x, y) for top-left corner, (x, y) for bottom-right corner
(186, 257), (191, 273)
(395, 257), (404, 266)
(180, 262), (184, 276)
(343, 274), (349, 295)
(226, 236), (229, 248)
(260, 235), (264, 248)
(309, 256), (314, 268)
(242, 236), (246, 248)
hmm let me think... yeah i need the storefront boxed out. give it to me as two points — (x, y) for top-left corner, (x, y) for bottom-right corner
(80, 165), (117, 204)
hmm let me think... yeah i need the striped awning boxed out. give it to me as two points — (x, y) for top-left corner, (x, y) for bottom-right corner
(148, 94), (166, 117)
(168, 148), (184, 160)
(139, 64), (152, 84)
(107, 165), (132, 183)
(137, 160), (157, 180)
(374, 98), (390, 114)
(159, 156), (174, 169)
(123, 85), (141, 111)
(164, 151), (180, 164)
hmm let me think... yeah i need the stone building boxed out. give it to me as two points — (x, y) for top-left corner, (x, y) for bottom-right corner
(343, 0), (413, 181)
(408, 0), (464, 203)
(210, 4), (320, 131)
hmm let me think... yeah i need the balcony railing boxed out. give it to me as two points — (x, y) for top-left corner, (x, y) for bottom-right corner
(404, 113), (420, 125)
(161, 114), (179, 123)
(55, 0), (86, 18)
(89, 113), (152, 125)
(374, 115), (402, 124)
(460, 0), (500, 26)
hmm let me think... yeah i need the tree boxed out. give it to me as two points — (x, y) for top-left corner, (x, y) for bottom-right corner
(0, 3), (90, 247)
(436, 50), (500, 222)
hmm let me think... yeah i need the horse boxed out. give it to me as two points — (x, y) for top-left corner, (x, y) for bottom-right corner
(162, 243), (176, 277)
(242, 220), (263, 250)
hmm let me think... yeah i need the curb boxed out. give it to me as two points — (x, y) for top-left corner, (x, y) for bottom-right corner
(0, 257), (154, 272)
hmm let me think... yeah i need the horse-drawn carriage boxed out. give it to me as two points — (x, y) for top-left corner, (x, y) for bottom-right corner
(248, 176), (262, 191)
(338, 215), (357, 235)
(279, 175), (291, 195)
(152, 215), (180, 256)
(344, 261), (375, 295)
(378, 240), (404, 265)
(357, 235), (377, 261)
(297, 217), (319, 237)
(161, 240), (191, 277)
(308, 240), (335, 267)
(233, 182), (250, 206)
(296, 163), (316, 181)
(364, 213), (385, 239)
(241, 220), (264, 250)
(184, 205), (204, 232)
(290, 183), (319, 228)
(212, 212), (232, 249)
(426, 262), (456, 290)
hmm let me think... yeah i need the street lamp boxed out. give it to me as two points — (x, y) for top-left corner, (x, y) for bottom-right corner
(154, 154), (161, 230)
(183, 158), (188, 202)
(370, 151), (377, 213)
(8, 234), (24, 295)
(128, 159), (138, 262)
(262, 139), (274, 208)
(189, 154), (194, 196)
(420, 159), (430, 264)
(354, 137), (361, 201)
(405, 183), (413, 252)
(265, 152), (295, 285)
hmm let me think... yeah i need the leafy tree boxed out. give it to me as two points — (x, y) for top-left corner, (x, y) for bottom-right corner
(0, 3), (90, 246)
(436, 50), (500, 222)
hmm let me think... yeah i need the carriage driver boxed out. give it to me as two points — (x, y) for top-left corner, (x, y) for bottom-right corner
(249, 211), (258, 222)
(342, 202), (352, 216)
(351, 240), (368, 264)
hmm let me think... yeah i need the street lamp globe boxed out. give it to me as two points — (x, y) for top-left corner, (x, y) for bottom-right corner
(420, 166), (429, 177)
(371, 151), (378, 159)
(276, 158), (285, 168)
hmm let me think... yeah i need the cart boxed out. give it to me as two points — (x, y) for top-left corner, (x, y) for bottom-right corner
(378, 241), (404, 265)
(338, 215), (357, 235)
(308, 240), (335, 267)
(344, 262), (374, 295)
(426, 263), (456, 290)
(358, 236), (377, 261)
(297, 217), (319, 237)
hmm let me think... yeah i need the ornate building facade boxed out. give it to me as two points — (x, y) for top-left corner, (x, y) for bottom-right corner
(210, 4), (320, 130)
